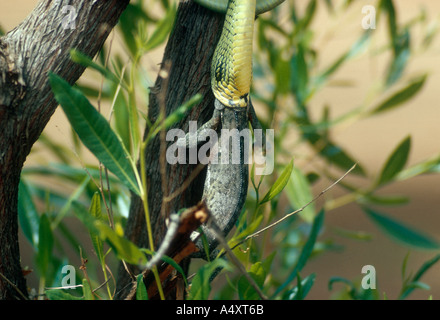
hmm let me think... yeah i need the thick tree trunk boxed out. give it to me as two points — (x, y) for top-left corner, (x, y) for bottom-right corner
(0, 0), (129, 300)
(115, 2), (224, 299)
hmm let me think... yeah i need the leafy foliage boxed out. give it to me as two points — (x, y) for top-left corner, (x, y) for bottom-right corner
(17, 0), (440, 300)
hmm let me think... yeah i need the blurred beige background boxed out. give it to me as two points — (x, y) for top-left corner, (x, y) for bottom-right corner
(1, 0), (440, 299)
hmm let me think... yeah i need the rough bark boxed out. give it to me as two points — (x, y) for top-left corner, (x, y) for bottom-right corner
(0, 0), (129, 300)
(115, 2), (224, 299)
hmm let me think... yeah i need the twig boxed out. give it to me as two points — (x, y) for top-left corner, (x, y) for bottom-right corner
(236, 163), (357, 247)
(0, 271), (28, 300)
(163, 162), (206, 202)
(142, 214), (180, 271)
(207, 218), (268, 300)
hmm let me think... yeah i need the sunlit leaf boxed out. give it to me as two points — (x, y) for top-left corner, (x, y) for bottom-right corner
(259, 159), (293, 204)
(285, 166), (315, 222)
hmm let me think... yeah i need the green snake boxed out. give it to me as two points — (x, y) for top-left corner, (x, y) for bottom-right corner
(195, 0), (285, 107)
(182, 0), (285, 259)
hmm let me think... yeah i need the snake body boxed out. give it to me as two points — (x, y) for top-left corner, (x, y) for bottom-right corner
(195, 0), (285, 107)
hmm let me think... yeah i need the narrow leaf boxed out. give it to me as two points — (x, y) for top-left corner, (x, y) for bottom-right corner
(45, 289), (83, 300)
(371, 75), (427, 114)
(82, 279), (94, 300)
(70, 49), (123, 87)
(285, 167), (315, 222)
(136, 274), (148, 300)
(259, 159), (293, 204)
(143, 3), (176, 51)
(89, 193), (105, 266)
(377, 136), (411, 186)
(49, 73), (140, 196)
(273, 209), (324, 297)
(187, 259), (231, 300)
(364, 207), (440, 250)
(400, 254), (440, 299)
(36, 214), (54, 277)
(238, 262), (266, 300)
(285, 273), (316, 300)
(18, 180), (40, 248)
(95, 221), (147, 265)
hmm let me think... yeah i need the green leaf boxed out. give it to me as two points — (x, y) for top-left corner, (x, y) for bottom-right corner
(285, 166), (315, 222)
(95, 221), (147, 265)
(399, 253), (440, 299)
(396, 154), (440, 181)
(141, 248), (188, 287)
(113, 89), (131, 152)
(49, 73), (140, 196)
(364, 207), (440, 250)
(259, 159), (293, 205)
(318, 140), (365, 176)
(385, 29), (410, 87)
(285, 273), (316, 300)
(36, 214), (54, 277)
(118, 4), (151, 57)
(377, 136), (411, 186)
(73, 201), (146, 265)
(45, 289), (83, 300)
(82, 279), (94, 300)
(331, 226), (373, 241)
(273, 209), (324, 297)
(187, 259), (231, 300)
(88, 193), (105, 266)
(161, 94), (202, 130)
(143, 3), (176, 51)
(360, 194), (409, 206)
(371, 75), (427, 114)
(18, 180), (40, 249)
(289, 42), (309, 104)
(315, 30), (371, 88)
(70, 49), (123, 87)
(136, 274), (148, 300)
(238, 262), (266, 300)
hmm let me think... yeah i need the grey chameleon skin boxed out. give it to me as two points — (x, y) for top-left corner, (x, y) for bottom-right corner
(180, 98), (264, 260)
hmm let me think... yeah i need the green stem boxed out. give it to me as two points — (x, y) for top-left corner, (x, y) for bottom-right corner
(140, 139), (165, 300)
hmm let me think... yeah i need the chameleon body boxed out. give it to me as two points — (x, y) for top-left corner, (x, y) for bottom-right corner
(185, 0), (285, 259)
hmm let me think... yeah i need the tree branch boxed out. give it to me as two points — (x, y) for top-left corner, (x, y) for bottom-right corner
(0, 0), (129, 300)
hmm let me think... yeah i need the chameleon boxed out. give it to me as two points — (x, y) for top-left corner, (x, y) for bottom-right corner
(179, 0), (285, 259)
